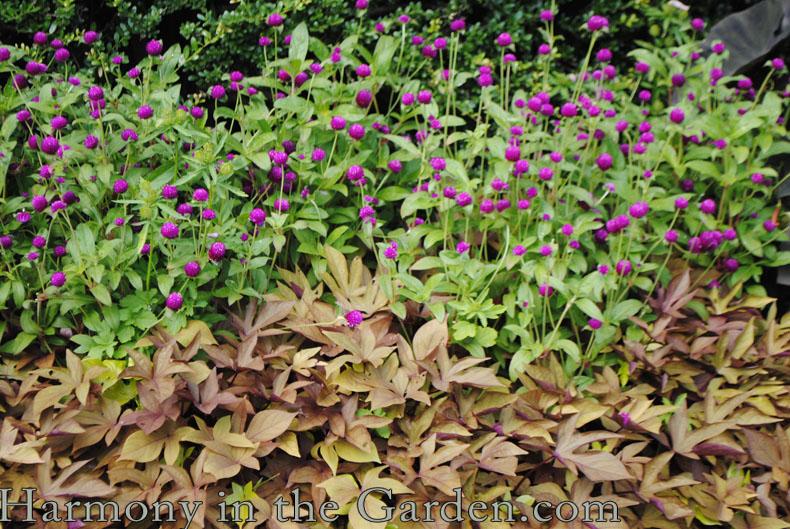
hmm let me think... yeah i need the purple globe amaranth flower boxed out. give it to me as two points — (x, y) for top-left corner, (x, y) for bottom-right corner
(671, 73), (686, 87)
(772, 58), (786, 70)
(210, 85), (226, 99)
(250, 208), (266, 225)
(185, 261), (201, 277)
(561, 102), (578, 117)
(0, 47), (12, 62)
(616, 260), (632, 275)
(146, 40), (163, 55)
(417, 90), (432, 104)
(267, 13), (284, 26)
(162, 185), (178, 199)
(669, 108), (685, 124)
(177, 203), (193, 216)
(513, 245), (526, 256)
(724, 258), (739, 273)
(274, 198), (290, 212)
(456, 241), (470, 254)
(764, 220), (777, 232)
(456, 192), (473, 207)
(137, 105), (153, 119)
(384, 245), (398, 259)
(312, 148), (326, 162)
(209, 242), (226, 262)
(348, 124), (365, 140)
(54, 48), (70, 62)
(356, 89), (373, 108)
(0, 235), (12, 249)
(596, 48), (612, 62)
(54, 245), (66, 257)
(202, 209), (216, 221)
(166, 292), (183, 310)
(691, 18), (705, 31)
(113, 179), (129, 194)
(539, 245), (552, 256)
(539, 167), (554, 180)
(345, 310), (363, 329)
(518, 199), (530, 210)
(32, 236), (46, 248)
(629, 201), (649, 218)
(84, 135), (99, 149)
(330, 116), (346, 130)
(41, 136), (60, 154)
(347, 165), (364, 182)
(88, 86), (103, 101)
(430, 157), (446, 171)
(121, 129), (138, 141)
(84, 30), (99, 44)
(32, 195), (48, 212)
(497, 33), (513, 46)
(723, 228), (737, 240)
(161, 222), (179, 239)
(712, 42), (725, 54)
(587, 15), (608, 31)
(51, 272), (66, 287)
(17, 211), (31, 223)
(665, 230), (679, 243)
(49, 116), (69, 130)
(561, 224), (574, 236)
(596, 153), (613, 171)
(356, 0), (368, 8)
(480, 199), (495, 213)
(589, 318), (603, 330)
(356, 64), (371, 77)
(193, 188), (209, 202)
(538, 283), (554, 296)
(402, 92), (415, 106)
(451, 19), (466, 30)
(700, 199), (716, 214)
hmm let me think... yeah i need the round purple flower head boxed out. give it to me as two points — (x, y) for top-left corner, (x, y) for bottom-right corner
(209, 242), (226, 262)
(267, 13), (284, 26)
(185, 262), (201, 277)
(345, 310), (363, 329)
(161, 222), (179, 239)
(540, 10), (554, 21)
(497, 33), (512, 46)
(417, 90), (432, 104)
(137, 105), (153, 119)
(451, 19), (466, 30)
(589, 318), (603, 330)
(193, 188), (209, 202)
(113, 179), (129, 194)
(211, 85), (226, 99)
(146, 40), (163, 56)
(166, 292), (183, 310)
(616, 260), (632, 275)
(596, 153), (613, 171)
(331, 116), (347, 130)
(84, 31), (99, 44)
(587, 15), (608, 31)
(700, 199), (716, 214)
(250, 208), (266, 225)
(349, 124), (365, 140)
(51, 272), (66, 287)
(669, 108), (685, 124)
(691, 18), (705, 31)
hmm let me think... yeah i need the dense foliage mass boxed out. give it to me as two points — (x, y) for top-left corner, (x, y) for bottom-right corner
(1, 1), (790, 527)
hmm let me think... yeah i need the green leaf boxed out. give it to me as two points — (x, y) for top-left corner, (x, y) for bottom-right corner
(610, 299), (642, 321)
(576, 298), (603, 321)
(91, 285), (112, 306)
(372, 35), (396, 76)
(76, 222), (96, 257)
(158, 274), (175, 297)
(288, 22), (309, 64)
(0, 333), (37, 355)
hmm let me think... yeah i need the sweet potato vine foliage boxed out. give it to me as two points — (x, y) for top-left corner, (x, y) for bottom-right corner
(2, 256), (790, 528)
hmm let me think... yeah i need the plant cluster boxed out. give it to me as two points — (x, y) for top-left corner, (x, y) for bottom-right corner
(1, 261), (788, 528)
